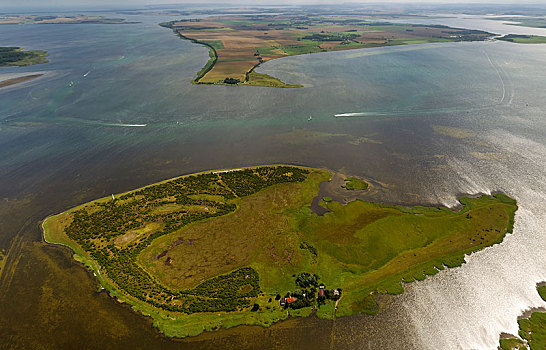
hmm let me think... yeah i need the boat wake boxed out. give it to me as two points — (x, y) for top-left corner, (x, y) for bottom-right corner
(106, 123), (147, 127)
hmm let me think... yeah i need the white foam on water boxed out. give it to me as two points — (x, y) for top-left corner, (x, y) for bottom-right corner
(400, 129), (546, 349)
(105, 123), (147, 127)
(334, 112), (369, 118)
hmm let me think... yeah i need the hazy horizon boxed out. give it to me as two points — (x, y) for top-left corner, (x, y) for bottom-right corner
(2, 0), (546, 12)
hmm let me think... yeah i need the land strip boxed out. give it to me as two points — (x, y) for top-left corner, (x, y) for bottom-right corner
(0, 74), (43, 88)
(498, 34), (546, 44)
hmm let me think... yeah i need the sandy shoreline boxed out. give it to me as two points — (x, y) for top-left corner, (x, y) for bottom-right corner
(0, 73), (43, 88)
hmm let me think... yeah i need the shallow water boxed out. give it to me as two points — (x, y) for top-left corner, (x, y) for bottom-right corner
(1, 12), (545, 349)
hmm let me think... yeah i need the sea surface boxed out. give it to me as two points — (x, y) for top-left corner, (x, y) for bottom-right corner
(1, 12), (545, 349)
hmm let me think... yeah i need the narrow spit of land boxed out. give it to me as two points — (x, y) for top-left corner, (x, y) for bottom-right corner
(0, 74), (43, 88)
(498, 34), (546, 44)
(160, 14), (493, 87)
(43, 165), (517, 338)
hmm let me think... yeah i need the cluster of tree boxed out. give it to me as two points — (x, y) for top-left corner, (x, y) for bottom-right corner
(224, 77), (240, 84)
(189, 267), (260, 299)
(299, 241), (317, 257)
(295, 272), (319, 289)
(0, 47), (42, 65)
(440, 29), (490, 41)
(302, 33), (359, 42)
(65, 166), (308, 314)
(280, 272), (342, 310)
(220, 166), (308, 197)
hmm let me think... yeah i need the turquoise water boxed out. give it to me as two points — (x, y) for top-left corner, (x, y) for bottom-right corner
(1, 13), (546, 349)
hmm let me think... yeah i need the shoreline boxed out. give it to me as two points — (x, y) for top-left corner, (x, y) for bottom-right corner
(0, 74), (43, 89)
(160, 18), (495, 88)
(162, 23), (300, 88)
(42, 164), (517, 339)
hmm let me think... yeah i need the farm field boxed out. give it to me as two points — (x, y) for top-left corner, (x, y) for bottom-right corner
(161, 15), (493, 87)
(43, 165), (517, 338)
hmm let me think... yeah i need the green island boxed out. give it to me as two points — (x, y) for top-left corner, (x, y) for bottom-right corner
(499, 284), (546, 350)
(160, 14), (492, 87)
(0, 47), (48, 67)
(498, 34), (546, 44)
(42, 165), (517, 338)
(342, 177), (369, 190)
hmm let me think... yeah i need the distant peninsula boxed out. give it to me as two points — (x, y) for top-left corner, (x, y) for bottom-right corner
(42, 165), (517, 338)
(160, 14), (492, 87)
(498, 34), (546, 44)
(0, 14), (137, 25)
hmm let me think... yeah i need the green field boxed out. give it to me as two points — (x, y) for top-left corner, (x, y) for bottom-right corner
(43, 165), (517, 337)
(201, 40), (225, 49)
(0, 47), (48, 67)
(342, 177), (369, 190)
(245, 71), (303, 88)
(498, 34), (546, 44)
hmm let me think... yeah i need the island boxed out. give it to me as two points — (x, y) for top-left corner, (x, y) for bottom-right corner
(160, 15), (492, 87)
(0, 47), (48, 67)
(42, 165), (517, 338)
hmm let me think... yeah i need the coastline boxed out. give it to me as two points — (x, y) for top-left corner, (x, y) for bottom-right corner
(161, 23), (301, 88)
(42, 165), (517, 339)
(0, 74), (43, 89)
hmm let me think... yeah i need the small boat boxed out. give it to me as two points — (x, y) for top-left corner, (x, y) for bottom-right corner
(308, 115), (312, 121)
(83, 71), (90, 77)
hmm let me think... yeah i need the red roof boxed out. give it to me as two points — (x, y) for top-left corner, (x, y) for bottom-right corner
(286, 297), (297, 303)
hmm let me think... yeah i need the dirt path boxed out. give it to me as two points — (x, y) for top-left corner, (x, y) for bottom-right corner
(330, 295), (344, 350)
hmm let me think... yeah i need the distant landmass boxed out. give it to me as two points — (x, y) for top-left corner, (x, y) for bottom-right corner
(160, 14), (493, 87)
(0, 14), (137, 25)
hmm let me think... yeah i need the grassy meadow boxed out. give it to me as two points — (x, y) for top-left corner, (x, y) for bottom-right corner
(43, 165), (517, 337)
